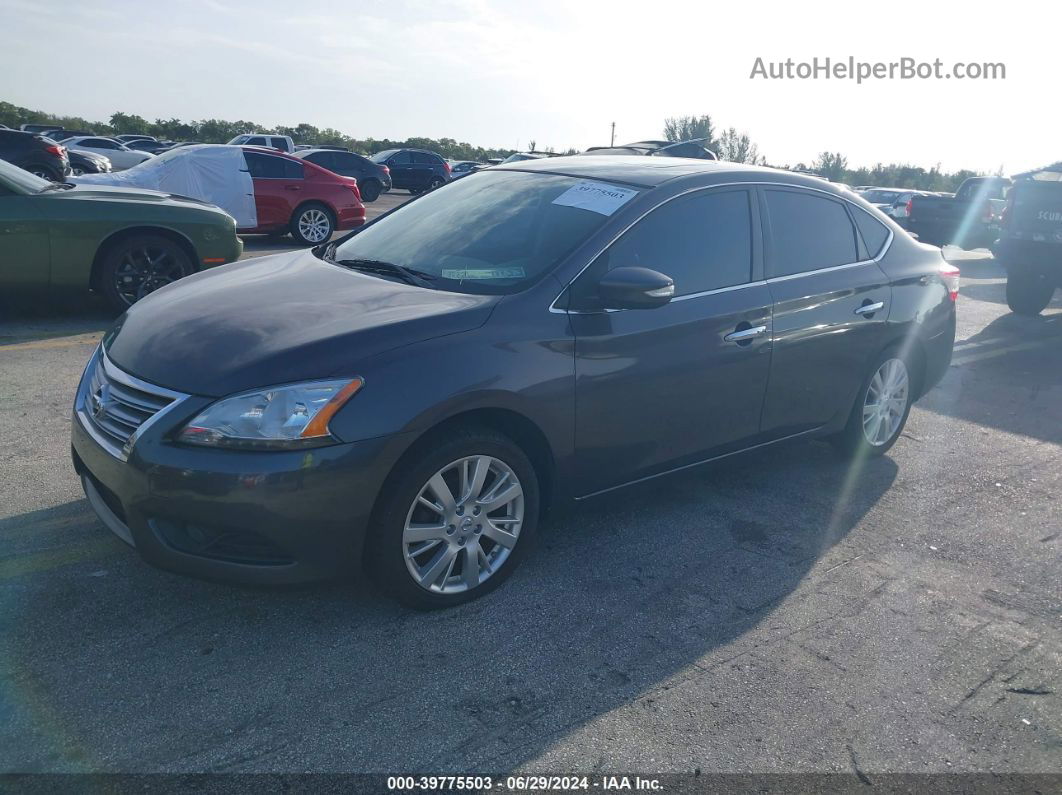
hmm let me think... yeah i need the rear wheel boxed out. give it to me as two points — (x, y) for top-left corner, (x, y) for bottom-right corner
(368, 427), (540, 609)
(427, 176), (446, 191)
(98, 235), (194, 311)
(832, 350), (913, 458)
(359, 179), (381, 202)
(1006, 268), (1054, 316)
(289, 203), (334, 245)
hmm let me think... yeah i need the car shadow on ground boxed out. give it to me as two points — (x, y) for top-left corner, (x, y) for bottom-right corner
(0, 294), (116, 345)
(920, 312), (1062, 445)
(3, 438), (896, 772)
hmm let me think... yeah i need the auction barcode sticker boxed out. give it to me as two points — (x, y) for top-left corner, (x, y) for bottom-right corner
(551, 181), (638, 216)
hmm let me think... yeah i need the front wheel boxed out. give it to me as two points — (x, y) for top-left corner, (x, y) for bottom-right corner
(289, 203), (335, 245)
(98, 235), (194, 312)
(832, 352), (913, 458)
(1006, 269), (1054, 316)
(368, 427), (540, 609)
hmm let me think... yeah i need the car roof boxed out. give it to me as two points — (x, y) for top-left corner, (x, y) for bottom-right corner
(292, 148), (366, 158)
(491, 155), (836, 191)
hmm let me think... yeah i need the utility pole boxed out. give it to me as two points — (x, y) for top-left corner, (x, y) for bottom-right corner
(610, 122), (615, 147)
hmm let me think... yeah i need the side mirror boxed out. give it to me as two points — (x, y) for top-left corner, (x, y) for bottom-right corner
(597, 266), (675, 310)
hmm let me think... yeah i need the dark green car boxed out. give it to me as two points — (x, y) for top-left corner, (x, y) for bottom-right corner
(0, 160), (242, 311)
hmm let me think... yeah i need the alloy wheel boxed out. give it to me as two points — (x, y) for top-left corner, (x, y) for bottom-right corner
(402, 455), (524, 594)
(113, 245), (188, 306)
(862, 358), (909, 446)
(297, 208), (331, 243)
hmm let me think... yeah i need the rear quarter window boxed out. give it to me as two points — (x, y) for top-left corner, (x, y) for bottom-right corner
(852, 207), (891, 258)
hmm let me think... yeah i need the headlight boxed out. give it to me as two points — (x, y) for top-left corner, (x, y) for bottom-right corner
(177, 378), (363, 450)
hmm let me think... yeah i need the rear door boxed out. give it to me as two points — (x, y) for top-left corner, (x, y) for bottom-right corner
(244, 151), (304, 230)
(570, 187), (773, 494)
(759, 187), (892, 438)
(410, 151), (435, 190)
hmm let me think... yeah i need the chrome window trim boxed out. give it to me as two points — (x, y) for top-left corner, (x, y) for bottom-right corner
(549, 179), (895, 314)
(75, 346), (190, 462)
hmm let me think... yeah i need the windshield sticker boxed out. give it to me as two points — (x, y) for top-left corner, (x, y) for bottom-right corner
(440, 267), (527, 280)
(551, 181), (638, 216)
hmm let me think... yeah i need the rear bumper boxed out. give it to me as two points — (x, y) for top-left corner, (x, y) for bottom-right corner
(337, 205), (367, 230)
(920, 308), (956, 397)
(71, 393), (410, 585)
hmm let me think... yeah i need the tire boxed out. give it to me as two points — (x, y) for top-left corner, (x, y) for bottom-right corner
(367, 426), (540, 609)
(427, 176), (446, 191)
(1006, 269), (1054, 316)
(289, 203), (335, 246)
(70, 166), (86, 177)
(28, 166), (57, 181)
(831, 348), (915, 458)
(359, 179), (381, 203)
(98, 235), (194, 312)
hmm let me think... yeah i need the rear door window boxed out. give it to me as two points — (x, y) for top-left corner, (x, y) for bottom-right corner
(245, 152), (301, 179)
(764, 190), (860, 277)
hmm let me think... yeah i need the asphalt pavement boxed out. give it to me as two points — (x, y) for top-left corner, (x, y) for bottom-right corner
(0, 238), (1059, 775)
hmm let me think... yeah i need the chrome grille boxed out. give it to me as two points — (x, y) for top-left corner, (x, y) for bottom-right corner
(77, 348), (188, 460)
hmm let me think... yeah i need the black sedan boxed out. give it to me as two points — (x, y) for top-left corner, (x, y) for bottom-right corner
(71, 157), (958, 608)
(293, 148), (392, 202)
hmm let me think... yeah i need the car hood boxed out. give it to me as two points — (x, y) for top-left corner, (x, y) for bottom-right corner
(105, 250), (499, 397)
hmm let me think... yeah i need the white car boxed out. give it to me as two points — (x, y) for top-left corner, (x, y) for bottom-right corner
(227, 133), (295, 153)
(58, 136), (155, 171)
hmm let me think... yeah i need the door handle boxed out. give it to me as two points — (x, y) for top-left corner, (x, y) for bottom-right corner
(854, 301), (885, 316)
(724, 325), (767, 343)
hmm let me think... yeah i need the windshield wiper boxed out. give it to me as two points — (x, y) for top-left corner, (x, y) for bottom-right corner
(332, 257), (436, 289)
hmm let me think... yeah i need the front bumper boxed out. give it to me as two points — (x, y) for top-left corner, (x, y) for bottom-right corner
(71, 351), (408, 585)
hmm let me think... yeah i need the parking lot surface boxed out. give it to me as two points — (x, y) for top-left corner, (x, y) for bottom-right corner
(1, 244), (1059, 774)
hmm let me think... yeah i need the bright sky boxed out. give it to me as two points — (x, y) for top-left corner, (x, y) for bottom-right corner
(1, 0), (1057, 175)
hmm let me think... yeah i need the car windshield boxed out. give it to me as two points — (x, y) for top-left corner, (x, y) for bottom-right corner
(330, 171), (632, 295)
(369, 149), (398, 163)
(862, 189), (902, 203)
(0, 159), (52, 193)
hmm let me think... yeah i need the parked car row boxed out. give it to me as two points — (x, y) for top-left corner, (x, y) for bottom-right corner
(71, 144), (367, 246)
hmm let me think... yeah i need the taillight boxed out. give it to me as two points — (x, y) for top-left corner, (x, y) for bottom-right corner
(443, 161), (451, 174)
(939, 262), (960, 302)
(45, 144), (65, 158)
(381, 165), (390, 174)
(905, 198), (913, 217)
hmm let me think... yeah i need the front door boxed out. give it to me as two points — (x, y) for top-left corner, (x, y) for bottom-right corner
(569, 188), (773, 495)
(758, 187), (893, 437)
(0, 189), (50, 288)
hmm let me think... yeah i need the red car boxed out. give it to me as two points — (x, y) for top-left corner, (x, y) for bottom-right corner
(242, 147), (366, 244)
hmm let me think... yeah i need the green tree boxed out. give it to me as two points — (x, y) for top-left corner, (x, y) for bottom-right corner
(109, 111), (151, 135)
(663, 114), (715, 146)
(716, 127), (764, 164)
(811, 151), (848, 181)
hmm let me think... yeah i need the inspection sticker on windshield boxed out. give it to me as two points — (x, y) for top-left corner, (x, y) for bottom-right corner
(551, 181), (637, 216)
(440, 267), (526, 280)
